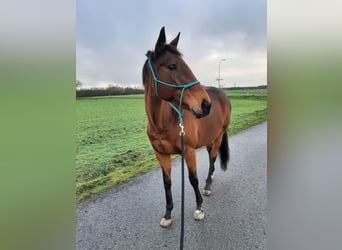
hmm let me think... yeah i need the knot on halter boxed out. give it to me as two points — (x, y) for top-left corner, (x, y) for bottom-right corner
(147, 56), (200, 126)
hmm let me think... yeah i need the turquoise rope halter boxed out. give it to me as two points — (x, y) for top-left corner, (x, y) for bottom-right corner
(147, 56), (200, 127)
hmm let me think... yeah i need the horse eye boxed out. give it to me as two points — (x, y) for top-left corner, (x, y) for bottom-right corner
(167, 64), (176, 70)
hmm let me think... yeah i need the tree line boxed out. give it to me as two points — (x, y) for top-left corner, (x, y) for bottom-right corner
(223, 85), (267, 90)
(76, 83), (144, 98)
(76, 80), (267, 98)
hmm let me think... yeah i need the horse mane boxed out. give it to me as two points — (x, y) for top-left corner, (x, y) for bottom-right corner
(142, 45), (182, 85)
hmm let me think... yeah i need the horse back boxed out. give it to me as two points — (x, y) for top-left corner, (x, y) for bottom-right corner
(206, 87), (231, 116)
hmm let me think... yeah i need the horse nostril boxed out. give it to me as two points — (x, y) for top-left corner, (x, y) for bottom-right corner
(201, 99), (211, 115)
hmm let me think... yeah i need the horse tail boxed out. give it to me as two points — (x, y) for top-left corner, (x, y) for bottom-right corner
(219, 131), (229, 171)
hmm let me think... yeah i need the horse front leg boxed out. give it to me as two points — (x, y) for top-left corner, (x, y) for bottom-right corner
(185, 148), (205, 221)
(155, 151), (173, 228)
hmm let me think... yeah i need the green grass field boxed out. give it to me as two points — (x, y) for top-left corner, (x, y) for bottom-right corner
(76, 89), (267, 201)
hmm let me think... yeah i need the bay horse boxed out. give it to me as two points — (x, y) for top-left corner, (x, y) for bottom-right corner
(142, 27), (231, 227)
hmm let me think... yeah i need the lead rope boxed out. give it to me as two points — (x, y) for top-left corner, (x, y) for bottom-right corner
(179, 123), (185, 250)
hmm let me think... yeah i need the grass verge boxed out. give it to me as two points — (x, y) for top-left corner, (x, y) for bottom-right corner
(76, 155), (157, 201)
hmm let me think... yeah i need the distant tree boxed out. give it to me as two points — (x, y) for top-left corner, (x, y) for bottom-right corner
(76, 80), (82, 89)
(76, 80), (82, 99)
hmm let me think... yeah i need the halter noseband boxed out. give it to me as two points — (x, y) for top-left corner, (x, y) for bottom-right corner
(147, 56), (200, 126)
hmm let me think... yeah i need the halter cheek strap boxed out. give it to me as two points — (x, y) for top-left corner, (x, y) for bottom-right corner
(147, 56), (200, 126)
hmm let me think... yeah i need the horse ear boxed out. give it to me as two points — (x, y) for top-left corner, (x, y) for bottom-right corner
(170, 32), (180, 48)
(154, 26), (166, 57)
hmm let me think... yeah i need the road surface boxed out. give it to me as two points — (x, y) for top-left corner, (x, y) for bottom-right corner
(77, 122), (267, 249)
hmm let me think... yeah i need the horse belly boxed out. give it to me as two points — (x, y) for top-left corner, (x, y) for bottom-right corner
(196, 121), (222, 147)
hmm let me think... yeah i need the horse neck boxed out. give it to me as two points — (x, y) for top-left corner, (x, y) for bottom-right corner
(144, 82), (174, 130)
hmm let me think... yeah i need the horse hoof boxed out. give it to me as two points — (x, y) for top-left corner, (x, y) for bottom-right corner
(160, 218), (172, 228)
(203, 189), (212, 196)
(193, 210), (205, 220)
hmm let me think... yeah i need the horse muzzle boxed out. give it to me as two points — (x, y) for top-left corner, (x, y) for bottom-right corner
(191, 99), (211, 118)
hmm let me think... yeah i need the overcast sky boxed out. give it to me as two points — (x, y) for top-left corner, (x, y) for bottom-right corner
(77, 0), (266, 89)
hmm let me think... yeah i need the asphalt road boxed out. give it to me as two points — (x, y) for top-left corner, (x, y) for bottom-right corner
(77, 122), (267, 250)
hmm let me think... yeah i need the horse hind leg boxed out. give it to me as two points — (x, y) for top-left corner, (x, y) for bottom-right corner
(203, 146), (216, 196)
(203, 136), (223, 196)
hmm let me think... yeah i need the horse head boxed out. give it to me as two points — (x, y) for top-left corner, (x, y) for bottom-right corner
(144, 27), (211, 118)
